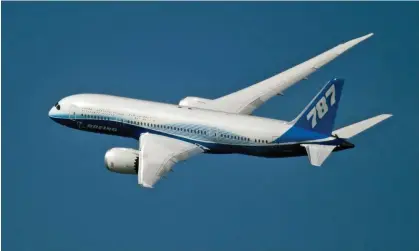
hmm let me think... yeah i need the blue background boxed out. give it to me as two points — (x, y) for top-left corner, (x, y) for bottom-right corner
(3, 2), (419, 251)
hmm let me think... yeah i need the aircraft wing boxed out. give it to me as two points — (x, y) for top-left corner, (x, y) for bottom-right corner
(198, 33), (373, 115)
(138, 133), (204, 188)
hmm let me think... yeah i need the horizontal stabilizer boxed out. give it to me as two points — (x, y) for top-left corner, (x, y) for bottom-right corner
(301, 144), (336, 167)
(332, 114), (392, 139)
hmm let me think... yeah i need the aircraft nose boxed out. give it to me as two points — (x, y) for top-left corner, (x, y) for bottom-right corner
(48, 106), (60, 122)
(48, 106), (57, 119)
(48, 107), (54, 117)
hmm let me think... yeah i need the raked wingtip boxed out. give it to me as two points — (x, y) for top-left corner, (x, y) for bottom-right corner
(353, 33), (374, 43)
(381, 114), (393, 119)
(341, 33), (374, 49)
(363, 33), (374, 40)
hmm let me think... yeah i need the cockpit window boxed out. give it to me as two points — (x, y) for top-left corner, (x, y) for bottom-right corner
(55, 102), (61, 110)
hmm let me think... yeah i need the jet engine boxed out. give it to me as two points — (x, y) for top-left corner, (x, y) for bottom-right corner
(178, 96), (212, 109)
(104, 148), (140, 174)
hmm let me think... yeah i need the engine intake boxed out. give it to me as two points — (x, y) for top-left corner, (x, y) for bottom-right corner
(104, 148), (140, 174)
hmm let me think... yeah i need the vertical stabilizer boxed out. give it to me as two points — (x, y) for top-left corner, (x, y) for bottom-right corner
(292, 78), (344, 135)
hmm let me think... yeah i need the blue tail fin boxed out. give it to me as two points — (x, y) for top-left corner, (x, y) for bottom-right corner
(292, 78), (344, 135)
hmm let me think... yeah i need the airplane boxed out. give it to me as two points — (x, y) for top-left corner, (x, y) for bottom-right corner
(48, 33), (392, 188)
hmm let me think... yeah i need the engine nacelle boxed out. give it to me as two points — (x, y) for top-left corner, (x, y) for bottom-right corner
(178, 96), (212, 109)
(104, 148), (140, 174)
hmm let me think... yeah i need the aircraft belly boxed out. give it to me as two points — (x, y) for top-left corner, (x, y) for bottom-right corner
(206, 143), (308, 158)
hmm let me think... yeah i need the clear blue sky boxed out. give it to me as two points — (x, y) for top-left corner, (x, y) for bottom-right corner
(2, 2), (419, 251)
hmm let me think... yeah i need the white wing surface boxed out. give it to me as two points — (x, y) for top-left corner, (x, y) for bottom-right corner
(332, 114), (392, 139)
(138, 133), (204, 188)
(182, 33), (373, 115)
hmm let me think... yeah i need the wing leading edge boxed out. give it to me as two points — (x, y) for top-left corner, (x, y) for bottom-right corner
(198, 33), (373, 115)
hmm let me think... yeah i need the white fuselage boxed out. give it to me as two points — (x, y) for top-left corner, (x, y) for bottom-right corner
(49, 94), (344, 158)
